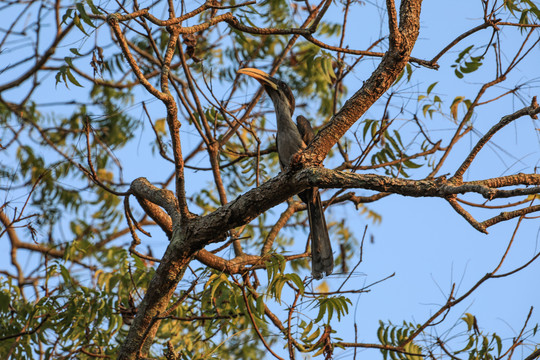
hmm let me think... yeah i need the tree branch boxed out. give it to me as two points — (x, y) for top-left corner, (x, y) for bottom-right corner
(300, 0), (422, 165)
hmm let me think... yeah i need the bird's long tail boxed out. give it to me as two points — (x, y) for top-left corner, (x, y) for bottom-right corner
(307, 189), (333, 279)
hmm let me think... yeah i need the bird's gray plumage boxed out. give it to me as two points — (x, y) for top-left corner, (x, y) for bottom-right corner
(237, 68), (334, 279)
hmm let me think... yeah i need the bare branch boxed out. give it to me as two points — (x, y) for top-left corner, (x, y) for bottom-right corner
(453, 96), (540, 181)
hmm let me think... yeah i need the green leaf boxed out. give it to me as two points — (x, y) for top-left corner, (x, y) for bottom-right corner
(302, 321), (313, 339)
(315, 299), (326, 323)
(306, 327), (320, 342)
(394, 67), (405, 84)
(64, 56), (75, 68)
(66, 68), (83, 87)
(494, 333), (502, 356)
(406, 63), (413, 81)
(377, 322), (385, 344)
(362, 119), (374, 140)
(313, 345), (325, 357)
(456, 45), (474, 63)
(73, 14), (89, 36)
(455, 335), (474, 354)
(519, 9), (530, 25)
(76, 2), (95, 28)
(0, 292), (10, 313)
(59, 264), (71, 284)
(427, 82), (438, 95)
(62, 8), (74, 24)
(422, 104), (431, 118)
(70, 48), (83, 56)
(403, 159), (422, 169)
(462, 313), (476, 332)
(86, 0), (102, 14)
(286, 273), (304, 295)
(450, 96), (464, 120)
(55, 66), (67, 87)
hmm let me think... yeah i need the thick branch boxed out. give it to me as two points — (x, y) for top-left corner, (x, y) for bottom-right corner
(121, 163), (538, 357)
(130, 178), (181, 225)
(130, 167), (540, 250)
(185, 167), (540, 245)
(301, 0), (422, 165)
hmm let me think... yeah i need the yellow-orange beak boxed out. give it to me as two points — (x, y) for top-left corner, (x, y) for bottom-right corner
(237, 68), (278, 90)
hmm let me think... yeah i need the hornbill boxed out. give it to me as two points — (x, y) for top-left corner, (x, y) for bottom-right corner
(237, 68), (333, 279)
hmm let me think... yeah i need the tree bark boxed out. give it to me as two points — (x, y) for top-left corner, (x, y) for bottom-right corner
(118, 1), (426, 357)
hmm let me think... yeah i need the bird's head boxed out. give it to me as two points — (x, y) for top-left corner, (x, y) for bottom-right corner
(237, 68), (295, 118)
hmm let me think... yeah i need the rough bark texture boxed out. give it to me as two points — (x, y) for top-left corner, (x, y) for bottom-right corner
(118, 227), (195, 358)
(119, 1), (426, 358)
(123, 162), (540, 358)
(302, 0), (422, 165)
(120, 172), (306, 358)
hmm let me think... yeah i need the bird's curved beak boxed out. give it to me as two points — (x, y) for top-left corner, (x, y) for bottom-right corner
(237, 68), (278, 90)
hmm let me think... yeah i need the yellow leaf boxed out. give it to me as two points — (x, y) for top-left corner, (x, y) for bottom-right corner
(97, 168), (113, 181)
(316, 281), (329, 293)
(154, 118), (167, 135)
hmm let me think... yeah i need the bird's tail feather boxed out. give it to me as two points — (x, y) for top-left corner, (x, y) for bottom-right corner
(307, 191), (333, 279)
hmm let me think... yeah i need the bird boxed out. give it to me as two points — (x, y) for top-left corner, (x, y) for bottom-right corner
(237, 68), (333, 279)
